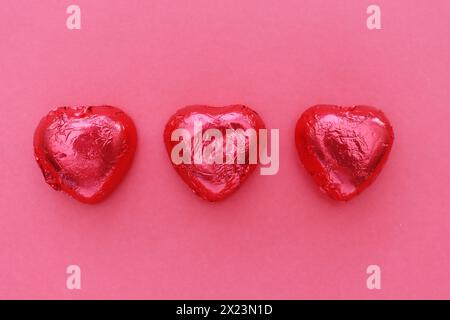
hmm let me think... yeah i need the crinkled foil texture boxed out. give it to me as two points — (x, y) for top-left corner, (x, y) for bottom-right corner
(164, 105), (266, 201)
(295, 105), (394, 201)
(34, 106), (136, 203)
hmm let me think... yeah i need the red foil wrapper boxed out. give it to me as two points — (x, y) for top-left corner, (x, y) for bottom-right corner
(34, 106), (137, 204)
(295, 105), (394, 201)
(164, 105), (266, 201)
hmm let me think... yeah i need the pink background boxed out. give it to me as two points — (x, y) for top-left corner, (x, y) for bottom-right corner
(0, 0), (449, 299)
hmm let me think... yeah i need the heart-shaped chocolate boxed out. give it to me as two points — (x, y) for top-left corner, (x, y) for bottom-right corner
(34, 106), (137, 204)
(164, 105), (266, 201)
(295, 105), (394, 201)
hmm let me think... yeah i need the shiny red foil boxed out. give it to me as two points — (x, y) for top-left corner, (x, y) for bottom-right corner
(164, 105), (266, 201)
(295, 105), (394, 201)
(34, 106), (137, 204)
